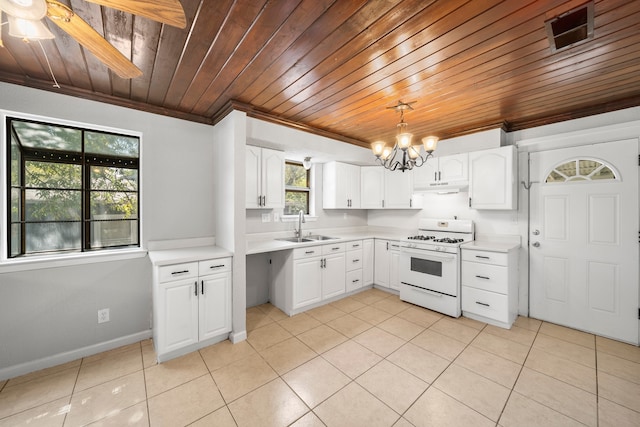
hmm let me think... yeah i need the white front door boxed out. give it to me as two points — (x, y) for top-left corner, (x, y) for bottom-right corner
(529, 139), (639, 344)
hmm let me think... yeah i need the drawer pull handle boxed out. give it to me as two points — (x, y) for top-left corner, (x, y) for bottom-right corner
(352, 244), (360, 248)
(332, 247), (340, 251)
(209, 264), (225, 269)
(475, 301), (490, 307)
(475, 275), (490, 280)
(475, 255), (490, 259)
(305, 251), (315, 254)
(171, 270), (189, 275)
(352, 279), (360, 283)
(352, 259), (360, 263)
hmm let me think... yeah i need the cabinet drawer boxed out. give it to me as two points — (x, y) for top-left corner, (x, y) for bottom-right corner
(462, 249), (508, 266)
(462, 261), (508, 294)
(346, 269), (363, 292)
(347, 240), (363, 250)
(346, 249), (363, 271)
(462, 286), (508, 323)
(159, 262), (198, 283)
(322, 242), (345, 255)
(294, 246), (321, 259)
(199, 257), (232, 276)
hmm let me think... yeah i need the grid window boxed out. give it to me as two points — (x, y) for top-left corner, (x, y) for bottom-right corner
(7, 118), (139, 258)
(284, 161), (310, 215)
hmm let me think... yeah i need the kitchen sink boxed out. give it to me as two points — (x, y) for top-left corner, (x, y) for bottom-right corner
(276, 237), (315, 243)
(306, 235), (338, 241)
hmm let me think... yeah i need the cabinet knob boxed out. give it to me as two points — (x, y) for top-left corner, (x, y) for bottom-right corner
(532, 242), (540, 247)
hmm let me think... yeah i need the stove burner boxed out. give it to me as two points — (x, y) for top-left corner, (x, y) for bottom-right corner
(433, 237), (464, 243)
(407, 235), (435, 240)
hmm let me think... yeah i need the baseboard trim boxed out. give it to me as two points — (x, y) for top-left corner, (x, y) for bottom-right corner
(0, 330), (152, 381)
(229, 330), (247, 343)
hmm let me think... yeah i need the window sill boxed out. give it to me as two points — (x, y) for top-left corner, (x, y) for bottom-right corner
(0, 248), (148, 274)
(280, 215), (318, 223)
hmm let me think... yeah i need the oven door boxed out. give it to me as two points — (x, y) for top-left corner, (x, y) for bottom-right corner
(400, 247), (458, 296)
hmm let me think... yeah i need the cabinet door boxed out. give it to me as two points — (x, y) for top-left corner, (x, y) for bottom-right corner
(439, 153), (468, 183)
(362, 239), (374, 285)
(323, 253), (346, 299)
(261, 148), (285, 209)
(323, 162), (347, 209)
(469, 145), (516, 210)
(347, 163), (361, 208)
(374, 239), (390, 288)
(384, 169), (413, 208)
(389, 246), (401, 290)
(293, 257), (322, 310)
(413, 158), (439, 190)
(246, 146), (262, 208)
(199, 273), (231, 341)
(159, 278), (199, 353)
(361, 167), (384, 208)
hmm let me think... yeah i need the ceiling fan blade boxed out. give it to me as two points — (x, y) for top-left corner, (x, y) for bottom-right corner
(46, 1), (142, 79)
(86, 0), (186, 29)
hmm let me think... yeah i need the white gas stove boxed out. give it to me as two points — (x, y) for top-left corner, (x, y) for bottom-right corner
(399, 219), (474, 317)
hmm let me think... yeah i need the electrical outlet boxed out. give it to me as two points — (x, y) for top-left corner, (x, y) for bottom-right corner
(273, 213), (280, 222)
(261, 213), (270, 223)
(98, 308), (110, 324)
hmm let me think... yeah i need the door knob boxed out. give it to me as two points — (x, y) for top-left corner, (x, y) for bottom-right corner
(532, 229), (540, 235)
(532, 242), (540, 247)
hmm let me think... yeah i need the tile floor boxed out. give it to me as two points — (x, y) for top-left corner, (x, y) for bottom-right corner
(1, 288), (639, 426)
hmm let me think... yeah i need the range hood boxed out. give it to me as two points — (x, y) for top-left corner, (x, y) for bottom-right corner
(414, 180), (469, 193)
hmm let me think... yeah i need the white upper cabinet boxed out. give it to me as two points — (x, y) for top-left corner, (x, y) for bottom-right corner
(361, 166), (384, 208)
(323, 161), (361, 209)
(246, 146), (284, 209)
(413, 153), (468, 191)
(360, 166), (417, 209)
(468, 145), (517, 210)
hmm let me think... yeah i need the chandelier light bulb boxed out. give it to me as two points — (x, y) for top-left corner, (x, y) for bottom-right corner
(371, 141), (386, 158)
(422, 135), (439, 153)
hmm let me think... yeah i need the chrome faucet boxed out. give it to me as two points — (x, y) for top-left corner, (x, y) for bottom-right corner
(295, 209), (305, 239)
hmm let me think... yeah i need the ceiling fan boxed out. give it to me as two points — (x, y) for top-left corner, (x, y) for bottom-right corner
(0, 0), (186, 79)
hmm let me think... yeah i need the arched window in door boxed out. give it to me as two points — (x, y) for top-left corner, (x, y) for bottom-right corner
(545, 158), (619, 183)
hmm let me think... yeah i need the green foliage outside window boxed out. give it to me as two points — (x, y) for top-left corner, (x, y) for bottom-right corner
(284, 162), (310, 215)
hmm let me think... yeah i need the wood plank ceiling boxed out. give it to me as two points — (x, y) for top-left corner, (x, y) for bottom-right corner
(1, 0), (639, 148)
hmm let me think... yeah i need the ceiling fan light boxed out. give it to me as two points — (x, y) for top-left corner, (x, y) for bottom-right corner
(7, 15), (54, 39)
(0, 0), (47, 19)
(422, 135), (439, 153)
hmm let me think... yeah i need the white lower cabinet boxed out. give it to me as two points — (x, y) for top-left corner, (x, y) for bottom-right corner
(362, 239), (374, 286)
(153, 257), (232, 362)
(374, 239), (400, 290)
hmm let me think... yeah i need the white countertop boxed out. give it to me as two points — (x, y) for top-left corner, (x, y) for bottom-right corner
(148, 245), (233, 266)
(461, 240), (520, 253)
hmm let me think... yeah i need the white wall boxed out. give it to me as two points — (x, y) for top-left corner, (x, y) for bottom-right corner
(0, 82), (216, 375)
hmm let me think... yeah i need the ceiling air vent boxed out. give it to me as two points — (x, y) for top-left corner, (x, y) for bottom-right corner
(545, 2), (594, 52)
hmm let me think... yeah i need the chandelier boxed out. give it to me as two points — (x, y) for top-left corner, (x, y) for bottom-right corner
(371, 101), (439, 172)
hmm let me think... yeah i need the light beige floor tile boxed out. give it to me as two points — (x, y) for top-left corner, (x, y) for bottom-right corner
(199, 339), (256, 372)
(524, 348), (596, 393)
(314, 382), (398, 427)
(471, 331), (530, 364)
(356, 360), (428, 413)
(429, 318), (480, 344)
(515, 367), (597, 426)
(397, 307), (443, 328)
(290, 411), (325, 427)
(246, 307), (274, 331)
(539, 322), (595, 349)
(499, 391), (584, 427)
(532, 333), (595, 368)
(257, 303), (289, 321)
(228, 378), (308, 427)
(598, 371), (640, 413)
(211, 353), (278, 403)
(351, 306), (393, 325)
(0, 367), (77, 419)
(322, 340), (382, 379)
(4, 360), (81, 388)
(598, 397), (640, 427)
(330, 296), (366, 313)
(434, 364), (510, 421)
(454, 345), (521, 388)
(353, 327), (405, 357)
(297, 325), (348, 354)
(514, 316), (542, 332)
(387, 342), (450, 384)
(75, 347), (143, 391)
(277, 313), (321, 336)
(306, 305), (346, 323)
(141, 340), (157, 369)
(454, 315), (486, 330)
(144, 351), (208, 398)
(0, 396), (68, 427)
(190, 405), (236, 427)
(404, 386), (494, 427)
(351, 289), (390, 305)
(371, 296), (410, 315)
(65, 371), (146, 427)
(411, 329), (467, 361)
(0, 380), (6, 390)
(326, 313), (372, 338)
(259, 337), (316, 375)
(598, 351), (640, 384)
(246, 321), (293, 351)
(82, 343), (141, 364)
(377, 316), (424, 341)
(483, 324), (537, 347)
(392, 418), (414, 427)
(85, 401), (148, 426)
(282, 357), (350, 408)
(596, 336), (640, 363)
(147, 374), (224, 427)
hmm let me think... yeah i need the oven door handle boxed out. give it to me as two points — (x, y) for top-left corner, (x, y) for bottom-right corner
(401, 248), (456, 262)
(401, 283), (444, 298)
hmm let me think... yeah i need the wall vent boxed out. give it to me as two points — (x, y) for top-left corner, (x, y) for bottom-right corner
(545, 2), (594, 52)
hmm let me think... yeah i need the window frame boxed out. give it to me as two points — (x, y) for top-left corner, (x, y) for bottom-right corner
(2, 111), (144, 266)
(284, 160), (312, 216)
